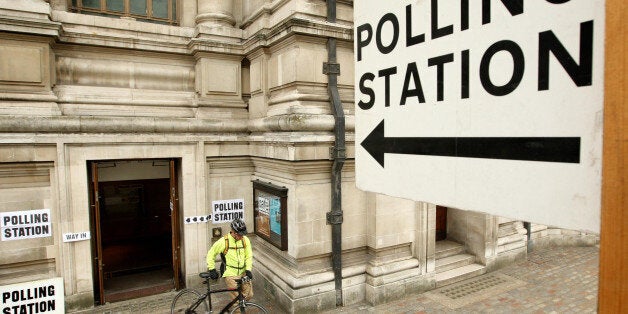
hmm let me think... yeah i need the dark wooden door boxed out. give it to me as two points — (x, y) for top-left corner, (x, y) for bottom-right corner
(89, 162), (106, 304)
(169, 159), (181, 289)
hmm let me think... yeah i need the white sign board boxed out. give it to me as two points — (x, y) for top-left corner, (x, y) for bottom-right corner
(211, 199), (244, 223)
(1, 277), (65, 314)
(62, 231), (91, 242)
(355, 1), (604, 232)
(1, 209), (52, 241)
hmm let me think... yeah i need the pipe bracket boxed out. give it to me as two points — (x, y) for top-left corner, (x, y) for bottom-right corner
(323, 62), (340, 75)
(326, 211), (344, 225)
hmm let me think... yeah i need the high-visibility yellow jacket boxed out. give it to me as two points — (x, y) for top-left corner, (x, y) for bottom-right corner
(206, 233), (252, 277)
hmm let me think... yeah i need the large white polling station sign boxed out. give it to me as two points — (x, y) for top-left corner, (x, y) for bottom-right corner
(1, 277), (64, 314)
(355, 1), (604, 232)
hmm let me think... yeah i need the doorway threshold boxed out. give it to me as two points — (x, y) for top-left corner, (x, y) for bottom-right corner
(104, 268), (174, 303)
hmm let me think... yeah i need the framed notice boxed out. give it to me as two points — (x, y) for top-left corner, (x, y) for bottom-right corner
(252, 180), (287, 250)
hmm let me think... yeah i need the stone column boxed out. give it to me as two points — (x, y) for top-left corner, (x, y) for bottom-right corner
(196, 0), (235, 27)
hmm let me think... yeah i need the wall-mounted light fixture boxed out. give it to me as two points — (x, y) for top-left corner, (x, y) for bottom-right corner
(212, 227), (222, 238)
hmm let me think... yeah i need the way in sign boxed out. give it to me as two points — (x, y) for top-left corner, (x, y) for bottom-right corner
(361, 120), (581, 167)
(63, 232), (90, 242)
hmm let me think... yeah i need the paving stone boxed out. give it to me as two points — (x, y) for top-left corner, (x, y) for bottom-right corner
(67, 246), (598, 313)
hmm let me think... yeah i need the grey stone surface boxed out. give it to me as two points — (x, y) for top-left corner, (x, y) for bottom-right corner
(67, 246), (598, 313)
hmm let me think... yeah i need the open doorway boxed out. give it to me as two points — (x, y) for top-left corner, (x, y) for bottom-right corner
(436, 206), (447, 241)
(88, 159), (181, 304)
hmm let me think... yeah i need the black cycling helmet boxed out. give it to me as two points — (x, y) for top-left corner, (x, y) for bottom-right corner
(230, 218), (247, 236)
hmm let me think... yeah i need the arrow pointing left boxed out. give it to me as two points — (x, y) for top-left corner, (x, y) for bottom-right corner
(361, 120), (581, 167)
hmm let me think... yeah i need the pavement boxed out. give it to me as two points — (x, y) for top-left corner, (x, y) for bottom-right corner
(70, 245), (599, 313)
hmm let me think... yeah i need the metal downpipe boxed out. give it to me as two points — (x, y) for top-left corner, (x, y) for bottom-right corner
(325, 0), (345, 307)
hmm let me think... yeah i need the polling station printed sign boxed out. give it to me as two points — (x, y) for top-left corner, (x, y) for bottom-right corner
(1, 277), (64, 314)
(211, 199), (244, 224)
(355, 1), (604, 232)
(1, 209), (52, 241)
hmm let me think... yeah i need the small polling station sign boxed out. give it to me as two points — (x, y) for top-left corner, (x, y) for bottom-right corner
(1, 209), (52, 241)
(211, 199), (244, 224)
(354, 0), (604, 232)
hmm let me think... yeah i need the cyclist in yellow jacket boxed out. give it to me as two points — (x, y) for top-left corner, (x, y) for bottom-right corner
(206, 218), (254, 299)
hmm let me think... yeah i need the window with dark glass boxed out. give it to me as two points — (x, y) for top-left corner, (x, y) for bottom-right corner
(252, 180), (288, 251)
(69, 0), (178, 25)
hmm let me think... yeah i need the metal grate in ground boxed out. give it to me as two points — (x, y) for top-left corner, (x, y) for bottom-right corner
(425, 273), (527, 309)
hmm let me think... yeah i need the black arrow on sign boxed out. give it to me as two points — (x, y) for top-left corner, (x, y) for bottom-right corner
(361, 120), (580, 167)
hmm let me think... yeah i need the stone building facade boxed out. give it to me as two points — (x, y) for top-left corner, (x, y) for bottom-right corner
(0, 0), (597, 313)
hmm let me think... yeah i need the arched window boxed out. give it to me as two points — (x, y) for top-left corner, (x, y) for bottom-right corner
(69, 0), (178, 25)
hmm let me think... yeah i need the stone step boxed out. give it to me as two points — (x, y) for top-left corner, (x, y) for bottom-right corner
(435, 263), (486, 287)
(435, 240), (465, 259)
(435, 254), (475, 274)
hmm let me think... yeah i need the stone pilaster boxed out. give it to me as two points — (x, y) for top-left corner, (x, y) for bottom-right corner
(195, 0), (235, 27)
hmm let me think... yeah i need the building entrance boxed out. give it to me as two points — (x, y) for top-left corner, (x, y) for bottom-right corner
(436, 206), (447, 241)
(88, 159), (181, 304)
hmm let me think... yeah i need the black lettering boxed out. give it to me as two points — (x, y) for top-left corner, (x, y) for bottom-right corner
(480, 40), (525, 96)
(461, 0), (469, 31)
(376, 13), (399, 54)
(47, 300), (55, 311)
(358, 72), (375, 110)
(356, 23), (373, 62)
(461, 49), (470, 99)
(428, 53), (455, 101)
(431, 0), (453, 39)
(482, 0), (524, 25)
(3, 216), (9, 226)
(538, 20), (593, 90)
(460, 0), (469, 31)
(3, 229), (10, 238)
(2, 292), (9, 302)
(38, 287), (46, 298)
(378, 67), (397, 107)
(405, 5), (425, 46)
(401, 62), (426, 105)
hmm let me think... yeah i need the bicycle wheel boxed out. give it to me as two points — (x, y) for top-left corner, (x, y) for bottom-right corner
(229, 301), (268, 314)
(171, 289), (209, 314)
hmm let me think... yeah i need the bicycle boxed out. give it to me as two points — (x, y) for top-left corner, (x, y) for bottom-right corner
(171, 271), (268, 314)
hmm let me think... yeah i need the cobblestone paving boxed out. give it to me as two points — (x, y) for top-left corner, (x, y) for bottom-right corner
(69, 246), (598, 313)
(327, 246), (599, 314)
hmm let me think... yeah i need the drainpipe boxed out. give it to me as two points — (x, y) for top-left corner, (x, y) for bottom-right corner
(324, 0), (345, 307)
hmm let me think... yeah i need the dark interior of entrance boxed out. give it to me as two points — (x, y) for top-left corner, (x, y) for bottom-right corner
(436, 206), (448, 241)
(91, 160), (177, 303)
(99, 178), (173, 301)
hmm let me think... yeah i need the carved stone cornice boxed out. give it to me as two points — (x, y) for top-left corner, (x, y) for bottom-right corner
(0, 0), (60, 37)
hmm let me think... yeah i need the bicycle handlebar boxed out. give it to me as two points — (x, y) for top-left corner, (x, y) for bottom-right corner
(199, 271), (252, 283)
